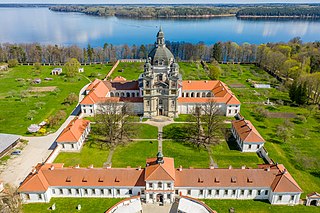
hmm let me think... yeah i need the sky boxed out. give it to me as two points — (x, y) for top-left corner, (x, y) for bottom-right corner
(1, 0), (320, 4)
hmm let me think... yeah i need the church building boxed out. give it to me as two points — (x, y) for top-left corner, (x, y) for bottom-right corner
(80, 28), (241, 118)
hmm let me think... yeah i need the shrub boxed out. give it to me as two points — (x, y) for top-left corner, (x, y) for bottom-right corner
(8, 59), (18, 68)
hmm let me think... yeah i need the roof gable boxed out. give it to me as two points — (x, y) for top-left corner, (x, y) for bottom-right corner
(145, 157), (175, 181)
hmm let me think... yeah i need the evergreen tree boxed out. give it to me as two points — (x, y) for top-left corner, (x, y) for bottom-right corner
(212, 42), (223, 62)
(289, 80), (297, 103)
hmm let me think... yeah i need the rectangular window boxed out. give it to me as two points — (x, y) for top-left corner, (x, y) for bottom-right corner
(199, 190), (203, 195)
(100, 189), (104, 195)
(248, 145), (252, 149)
(240, 190), (244, 195)
(265, 190), (268, 195)
(90, 109), (93, 113)
(52, 189), (55, 194)
(229, 109), (231, 114)
(150, 194), (154, 199)
(149, 183), (152, 188)
(208, 190), (212, 195)
(235, 110), (238, 113)
(187, 190), (191, 195)
(167, 183), (171, 188)
(108, 189), (112, 195)
(215, 190), (219, 196)
(257, 190), (261, 195)
(83, 109), (86, 113)
(26, 194), (30, 200)
(278, 195), (282, 201)
(290, 195), (295, 201)
(224, 190), (228, 195)
(249, 190), (252, 196)
(129, 189), (132, 195)
(71, 144), (74, 149)
(175, 190), (179, 195)
(257, 145), (260, 149)
(68, 189), (72, 195)
(38, 194), (42, 200)
(84, 189), (88, 195)
(92, 189), (96, 195)
(158, 182), (162, 188)
(76, 189), (80, 195)
(232, 190), (236, 195)
(141, 189), (145, 194)
(116, 189), (120, 195)
(59, 189), (63, 194)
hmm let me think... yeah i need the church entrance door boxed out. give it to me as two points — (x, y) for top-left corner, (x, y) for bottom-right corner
(156, 194), (164, 203)
(159, 109), (163, 116)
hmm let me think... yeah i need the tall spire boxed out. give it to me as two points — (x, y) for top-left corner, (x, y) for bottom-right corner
(157, 26), (165, 46)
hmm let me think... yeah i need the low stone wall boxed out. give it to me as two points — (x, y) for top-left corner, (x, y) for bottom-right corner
(45, 144), (62, 163)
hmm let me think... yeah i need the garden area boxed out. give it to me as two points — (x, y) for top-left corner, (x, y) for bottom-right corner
(0, 64), (111, 135)
(109, 62), (144, 80)
(219, 64), (320, 196)
(22, 198), (121, 213)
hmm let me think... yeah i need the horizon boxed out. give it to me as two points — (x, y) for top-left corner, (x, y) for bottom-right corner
(1, 0), (320, 5)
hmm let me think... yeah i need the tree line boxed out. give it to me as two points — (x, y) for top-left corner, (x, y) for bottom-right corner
(49, 6), (237, 18)
(236, 6), (320, 18)
(49, 5), (320, 19)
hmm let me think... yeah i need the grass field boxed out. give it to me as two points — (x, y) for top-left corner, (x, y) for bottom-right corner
(22, 198), (121, 213)
(163, 140), (210, 168)
(0, 64), (110, 135)
(220, 64), (320, 196)
(109, 62), (144, 80)
(179, 62), (210, 80)
(54, 139), (110, 167)
(203, 199), (319, 213)
(111, 140), (158, 167)
(134, 123), (158, 139)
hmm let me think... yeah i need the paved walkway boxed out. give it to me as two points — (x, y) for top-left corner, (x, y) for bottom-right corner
(0, 115), (76, 186)
(142, 202), (178, 213)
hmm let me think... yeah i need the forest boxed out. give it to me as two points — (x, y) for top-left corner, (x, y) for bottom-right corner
(236, 6), (320, 18)
(0, 38), (320, 104)
(48, 5), (320, 19)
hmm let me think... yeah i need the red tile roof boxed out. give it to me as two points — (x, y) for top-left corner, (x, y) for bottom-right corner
(19, 162), (301, 194)
(231, 120), (265, 143)
(145, 157), (175, 181)
(180, 80), (240, 105)
(56, 119), (90, 143)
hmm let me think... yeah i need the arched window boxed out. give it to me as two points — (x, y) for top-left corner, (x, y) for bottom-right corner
(115, 92), (119, 97)
(159, 99), (163, 105)
(202, 92), (206, 97)
(132, 92), (135, 97)
(126, 92), (130, 97)
(110, 93), (114, 97)
(136, 92), (139, 97)
(121, 92), (125, 97)
(191, 92), (194, 98)
(182, 93), (185, 97)
(186, 93), (189, 97)
(197, 93), (200, 97)
(158, 182), (162, 188)
(207, 93), (211, 97)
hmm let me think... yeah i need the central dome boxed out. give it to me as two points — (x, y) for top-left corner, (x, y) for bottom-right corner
(148, 27), (174, 66)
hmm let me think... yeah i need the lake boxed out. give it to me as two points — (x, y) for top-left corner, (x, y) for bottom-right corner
(0, 7), (320, 47)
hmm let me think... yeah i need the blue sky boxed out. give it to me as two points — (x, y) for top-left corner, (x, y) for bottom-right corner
(1, 0), (320, 4)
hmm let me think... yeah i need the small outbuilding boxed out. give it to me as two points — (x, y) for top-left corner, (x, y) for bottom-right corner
(51, 68), (62, 75)
(56, 118), (90, 151)
(0, 133), (20, 158)
(306, 192), (320, 206)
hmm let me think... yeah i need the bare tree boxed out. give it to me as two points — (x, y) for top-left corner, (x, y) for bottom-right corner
(95, 101), (134, 148)
(188, 100), (222, 148)
(0, 184), (22, 213)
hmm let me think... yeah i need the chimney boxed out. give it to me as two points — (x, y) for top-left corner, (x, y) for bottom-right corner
(282, 169), (287, 174)
(31, 167), (37, 174)
(241, 165), (246, 170)
(266, 167), (270, 172)
(75, 164), (80, 168)
(228, 165), (232, 170)
(88, 164), (93, 169)
(178, 165), (183, 171)
(209, 165), (215, 169)
(205, 80), (208, 83)
(50, 165), (55, 170)
(188, 80), (191, 83)
(137, 166), (141, 171)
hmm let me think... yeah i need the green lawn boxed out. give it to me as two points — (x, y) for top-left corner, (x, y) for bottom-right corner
(211, 140), (264, 168)
(0, 64), (109, 135)
(179, 62), (210, 80)
(220, 64), (320, 196)
(109, 62), (144, 80)
(112, 140), (158, 168)
(134, 123), (158, 139)
(163, 140), (210, 168)
(173, 114), (192, 122)
(22, 198), (121, 213)
(203, 199), (319, 213)
(54, 140), (109, 167)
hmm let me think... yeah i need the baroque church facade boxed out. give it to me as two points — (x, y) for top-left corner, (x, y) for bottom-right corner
(79, 28), (241, 118)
